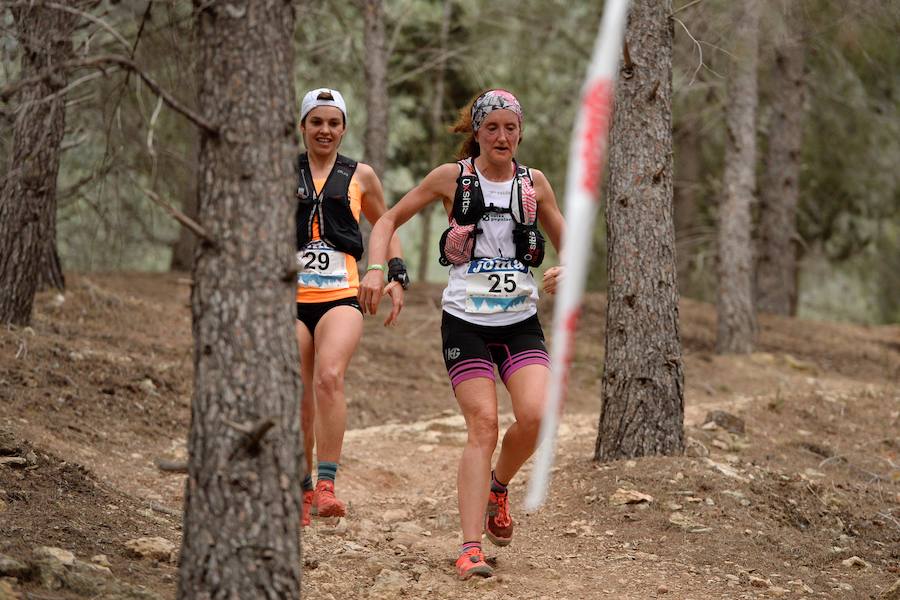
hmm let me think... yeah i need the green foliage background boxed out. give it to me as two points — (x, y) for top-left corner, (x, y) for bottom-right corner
(1, 0), (897, 323)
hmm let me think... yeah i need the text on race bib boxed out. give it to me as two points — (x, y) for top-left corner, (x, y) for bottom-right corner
(465, 257), (535, 314)
(297, 241), (350, 290)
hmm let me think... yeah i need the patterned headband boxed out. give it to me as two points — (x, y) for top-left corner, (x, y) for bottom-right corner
(471, 89), (523, 132)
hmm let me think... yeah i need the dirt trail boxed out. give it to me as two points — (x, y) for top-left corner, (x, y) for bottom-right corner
(1, 273), (898, 599)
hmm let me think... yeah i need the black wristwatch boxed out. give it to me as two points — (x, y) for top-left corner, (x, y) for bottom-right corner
(387, 257), (410, 290)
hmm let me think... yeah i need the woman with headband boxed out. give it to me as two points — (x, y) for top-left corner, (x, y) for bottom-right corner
(294, 87), (408, 527)
(360, 89), (564, 579)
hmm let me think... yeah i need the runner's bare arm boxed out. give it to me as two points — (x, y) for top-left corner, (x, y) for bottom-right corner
(532, 169), (566, 295)
(357, 163), (406, 325)
(359, 163), (458, 314)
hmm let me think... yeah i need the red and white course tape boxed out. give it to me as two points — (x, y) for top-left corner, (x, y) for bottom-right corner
(525, 0), (631, 511)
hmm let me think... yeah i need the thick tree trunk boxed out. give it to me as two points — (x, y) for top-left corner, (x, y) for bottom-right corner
(177, 2), (302, 598)
(673, 115), (702, 293)
(417, 0), (452, 283)
(756, 6), (805, 316)
(0, 5), (77, 324)
(38, 239), (65, 292)
(358, 0), (389, 271)
(716, 0), (759, 354)
(170, 136), (201, 272)
(596, 0), (684, 461)
(169, 187), (199, 271)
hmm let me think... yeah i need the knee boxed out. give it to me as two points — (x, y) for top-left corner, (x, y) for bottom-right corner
(315, 366), (345, 400)
(467, 414), (499, 451)
(516, 409), (542, 438)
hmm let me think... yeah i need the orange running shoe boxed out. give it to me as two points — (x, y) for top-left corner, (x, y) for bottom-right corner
(301, 490), (314, 526)
(314, 480), (346, 518)
(484, 490), (513, 546)
(455, 548), (493, 580)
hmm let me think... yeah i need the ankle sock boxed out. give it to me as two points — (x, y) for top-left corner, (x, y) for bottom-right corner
(317, 461), (339, 483)
(460, 540), (482, 556)
(491, 470), (508, 494)
(302, 473), (314, 492)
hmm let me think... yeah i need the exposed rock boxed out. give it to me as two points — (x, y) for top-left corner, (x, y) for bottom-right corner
(382, 508), (410, 523)
(369, 568), (407, 598)
(841, 555), (871, 570)
(703, 410), (745, 434)
(879, 578), (900, 600)
(704, 458), (748, 482)
(124, 537), (175, 562)
(0, 579), (21, 600)
(748, 575), (771, 588)
(34, 546), (75, 566)
(0, 457), (26, 468)
(667, 512), (710, 533)
(0, 554), (30, 578)
(0, 430), (19, 455)
(609, 489), (653, 506)
(684, 437), (709, 458)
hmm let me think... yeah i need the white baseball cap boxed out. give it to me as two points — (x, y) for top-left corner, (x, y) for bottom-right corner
(300, 88), (347, 123)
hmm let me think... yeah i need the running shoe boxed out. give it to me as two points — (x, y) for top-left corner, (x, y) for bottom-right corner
(301, 489), (314, 527)
(314, 480), (346, 518)
(484, 489), (513, 546)
(455, 548), (493, 580)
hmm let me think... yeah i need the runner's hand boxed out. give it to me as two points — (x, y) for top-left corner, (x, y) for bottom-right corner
(543, 266), (564, 295)
(383, 281), (404, 327)
(359, 269), (385, 315)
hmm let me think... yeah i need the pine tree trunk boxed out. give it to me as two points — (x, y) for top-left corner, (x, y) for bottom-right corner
(359, 0), (388, 271)
(673, 115), (702, 294)
(596, 0), (684, 461)
(756, 6), (805, 316)
(716, 0), (759, 353)
(177, 2), (302, 598)
(0, 5), (77, 324)
(170, 190), (199, 272)
(417, 0), (452, 283)
(170, 138), (200, 272)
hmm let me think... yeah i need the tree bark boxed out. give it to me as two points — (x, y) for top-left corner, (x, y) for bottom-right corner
(673, 114), (702, 294)
(596, 0), (684, 461)
(0, 4), (78, 324)
(169, 181), (199, 272)
(756, 5), (806, 316)
(716, 0), (759, 353)
(177, 2), (302, 598)
(417, 0), (452, 283)
(357, 0), (389, 272)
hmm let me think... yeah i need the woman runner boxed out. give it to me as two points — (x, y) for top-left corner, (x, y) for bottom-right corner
(295, 88), (408, 526)
(360, 89), (564, 579)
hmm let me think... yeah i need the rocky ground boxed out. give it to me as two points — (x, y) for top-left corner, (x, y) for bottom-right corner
(1, 273), (899, 599)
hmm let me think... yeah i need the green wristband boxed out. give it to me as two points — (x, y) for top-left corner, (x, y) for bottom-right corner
(366, 264), (386, 277)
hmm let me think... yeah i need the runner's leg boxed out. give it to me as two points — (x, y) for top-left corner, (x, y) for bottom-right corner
(454, 378), (500, 543)
(494, 363), (549, 484)
(295, 319), (317, 477)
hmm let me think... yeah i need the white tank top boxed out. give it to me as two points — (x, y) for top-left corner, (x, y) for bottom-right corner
(441, 163), (539, 326)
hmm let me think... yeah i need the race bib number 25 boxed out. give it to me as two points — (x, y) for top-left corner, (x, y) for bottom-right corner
(297, 241), (349, 290)
(465, 257), (534, 314)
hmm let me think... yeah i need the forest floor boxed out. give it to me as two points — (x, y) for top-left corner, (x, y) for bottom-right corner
(1, 272), (899, 600)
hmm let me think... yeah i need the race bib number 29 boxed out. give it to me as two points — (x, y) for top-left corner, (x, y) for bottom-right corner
(465, 257), (534, 314)
(297, 241), (349, 290)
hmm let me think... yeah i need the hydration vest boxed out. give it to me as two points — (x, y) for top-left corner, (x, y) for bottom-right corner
(295, 153), (364, 260)
(439, 158), (545, 267)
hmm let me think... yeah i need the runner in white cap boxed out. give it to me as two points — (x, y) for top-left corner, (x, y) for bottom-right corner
(294, 87), (408, 526)
(360, 89), (565, 579)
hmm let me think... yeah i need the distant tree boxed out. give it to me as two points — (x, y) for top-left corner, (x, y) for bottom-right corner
(756, 1), (806, 316)
(416, 0), (452, 283)
(177, 1), (302, 597)
(0, 3), (82, 324)
(716, 0), (759, 353)
(596, 0), (684, 461)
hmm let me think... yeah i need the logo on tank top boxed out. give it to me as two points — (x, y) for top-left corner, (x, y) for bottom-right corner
(446, 347), (461, 361)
